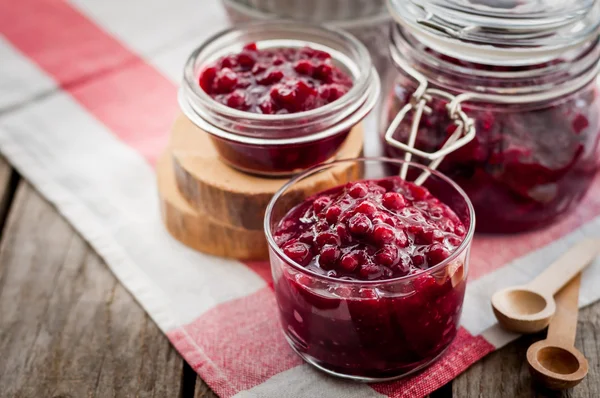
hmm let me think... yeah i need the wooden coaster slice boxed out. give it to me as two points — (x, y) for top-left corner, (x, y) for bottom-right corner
(171, 114), (363, 230)
(157, 150), (268, 260)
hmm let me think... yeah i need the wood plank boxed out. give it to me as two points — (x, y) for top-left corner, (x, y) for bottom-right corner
(195, 378), (219, 398)
(0, 182), (185, 397)
(0, 156), (19, 234)
(453, 302), (600, 397)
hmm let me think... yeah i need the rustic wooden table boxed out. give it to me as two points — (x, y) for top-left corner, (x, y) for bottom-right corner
(0, 156), (598, 398)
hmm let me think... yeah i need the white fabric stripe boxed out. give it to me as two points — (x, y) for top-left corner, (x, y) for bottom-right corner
(68, 0), (230, 83)
(0, 38), (266, 330)
(480, 324), (520, 349)
(0, 40), (57, 112)
(232, 365), (386, 398)
(462, 219), (600, 344)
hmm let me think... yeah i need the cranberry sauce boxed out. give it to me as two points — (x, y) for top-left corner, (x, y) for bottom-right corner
(274, 178), (466, 280)
(199, 43), (353, 114)
(384, 68), (600, 233)
(271, 178), (468, 378)
(212, 132), (349, 175)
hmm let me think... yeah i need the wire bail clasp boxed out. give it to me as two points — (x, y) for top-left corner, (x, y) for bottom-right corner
(384, 46), (477, 184)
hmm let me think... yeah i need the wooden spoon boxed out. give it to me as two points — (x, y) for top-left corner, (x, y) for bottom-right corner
(491, 239), (599, 334)
(526, 274), (588, 390)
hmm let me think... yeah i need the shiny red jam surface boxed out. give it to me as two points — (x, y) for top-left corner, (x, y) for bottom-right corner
(199, 43), (353, 114)
(384, 62), (600, 233)
(274, 178), (466, 279)
(271, 178), (468, 378)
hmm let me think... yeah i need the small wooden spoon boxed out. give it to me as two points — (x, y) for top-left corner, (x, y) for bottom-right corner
(527, 274), (588, 389)
(491, 239), (599, 334)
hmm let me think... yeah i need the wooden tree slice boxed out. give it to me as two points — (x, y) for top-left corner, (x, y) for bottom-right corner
(170, 114), (363, 230)
(157, 150), (268, 260)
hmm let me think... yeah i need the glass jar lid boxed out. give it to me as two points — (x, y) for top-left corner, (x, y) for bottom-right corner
(387, 0), (600, 65)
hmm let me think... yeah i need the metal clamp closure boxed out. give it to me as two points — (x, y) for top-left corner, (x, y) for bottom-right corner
(385, 43), (477, 184)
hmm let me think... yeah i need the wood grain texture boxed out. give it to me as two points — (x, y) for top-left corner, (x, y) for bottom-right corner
(194, 379), (219, 398)
(0, 182), (184, 397)
(158, 150), (269, 260)
(453, 302), (600, 398)
(0, 156), (19, 234)
(171, 114), (363, 230)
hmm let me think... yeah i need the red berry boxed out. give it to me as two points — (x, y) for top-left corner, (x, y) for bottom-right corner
(319, 245), (340, 268)
(358, 263), (381, 279)
(220, 56), (237, 68)
(572, 113), (589, 134)
(374, 245), (398, 266)
(313, 196), (331, 213)
(226, 90), (247, 109)
(243, 43), (258, 51)
(339, 252), (361, 272)
(259, 99), (276, 114)
(199, 66), (218, 92)
(348, 182), (368, 198)
(283, 241), (311, 265)
(372, 224), (396, 246)
(348, 213), (373, 236)
(294, 60), (314, 75)
(314, 63), (333, 82)
(214, 68), (238, 93)
(372, 212), (397, 227)
(316, 231), (339, 247)
(298, 231), (315, 245)
(382, 192), (406, 211)
(426, 244), (451, 265)
(325, 205), (342, 223)
(336, 223), (350, 243)
(237, 52), (255, 69)
(257, 69), (284, 85)
(412, 253), (426, 267)
(355, 201), (377, 217)
(409, 184), (429, 200)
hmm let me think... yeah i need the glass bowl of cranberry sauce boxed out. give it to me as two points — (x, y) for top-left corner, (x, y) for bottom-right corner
(264, 158), (475, 381)
(179, 21), (380, 176)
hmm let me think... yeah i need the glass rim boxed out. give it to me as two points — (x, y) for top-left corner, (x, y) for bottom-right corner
(178, 73), (380, 146)
(389, 25), (600, 103)
(263, 157), (476, 286)
(181, 20), (375, 123)
(386, 0), (600, 61)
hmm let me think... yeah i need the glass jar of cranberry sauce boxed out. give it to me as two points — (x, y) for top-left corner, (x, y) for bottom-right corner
(381, 0), (600, 233)
(179, 21), (380, 176)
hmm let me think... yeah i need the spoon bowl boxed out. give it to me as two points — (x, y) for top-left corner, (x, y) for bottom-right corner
(491, 286), (556, 334)
(527, 340), (588, 390)
(491, 239), (599, 334)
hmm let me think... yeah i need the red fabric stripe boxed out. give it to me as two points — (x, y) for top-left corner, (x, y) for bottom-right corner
(0, 0), (177, 165)
(167, 287), (303, 398)
(370, 328), (495, 398)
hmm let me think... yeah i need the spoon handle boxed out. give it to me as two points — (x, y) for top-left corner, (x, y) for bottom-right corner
(546, 273), (581, 346)
(528, 239), (599, 297)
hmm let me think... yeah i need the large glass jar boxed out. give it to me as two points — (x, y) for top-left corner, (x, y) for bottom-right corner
(180, 21), (379, 176)
(381, 0), (600, 233)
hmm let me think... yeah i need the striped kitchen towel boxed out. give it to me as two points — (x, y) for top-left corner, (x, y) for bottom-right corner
(1, 1), (599, 397)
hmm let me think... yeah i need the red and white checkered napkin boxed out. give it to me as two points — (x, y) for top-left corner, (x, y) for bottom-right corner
(1, 1), (599, 397)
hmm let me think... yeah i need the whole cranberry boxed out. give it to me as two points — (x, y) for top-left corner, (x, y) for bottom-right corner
(348, 213), (373, 236)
